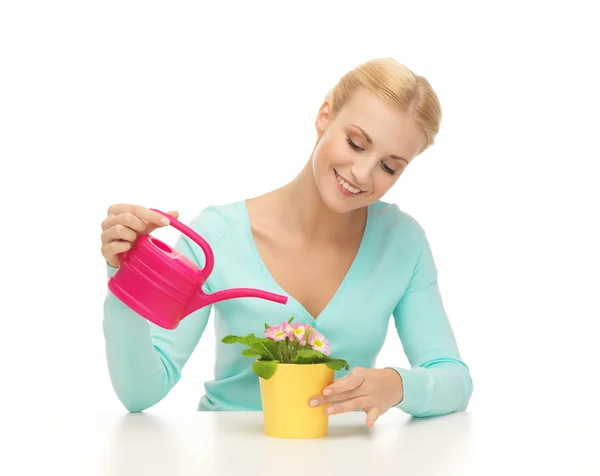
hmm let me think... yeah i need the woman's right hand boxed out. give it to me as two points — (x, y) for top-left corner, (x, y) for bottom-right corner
(101, 204), (179, 268)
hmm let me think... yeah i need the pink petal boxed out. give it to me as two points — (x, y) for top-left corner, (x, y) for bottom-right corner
(282, 322), (295, 341)
(264, 324), (284, 340)
(308, 331), (324, 345)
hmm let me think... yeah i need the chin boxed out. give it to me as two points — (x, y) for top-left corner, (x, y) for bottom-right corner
(318, 186), (369, 214)
(321, 195), (352, 214)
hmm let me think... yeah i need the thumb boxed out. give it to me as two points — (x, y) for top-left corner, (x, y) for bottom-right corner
(165, 210), (179, 219)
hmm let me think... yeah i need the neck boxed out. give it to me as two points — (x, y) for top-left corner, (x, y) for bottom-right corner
(270, 158), (367, 244)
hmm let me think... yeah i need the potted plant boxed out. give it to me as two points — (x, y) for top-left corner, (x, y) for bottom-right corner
(222, 317), (349, 439)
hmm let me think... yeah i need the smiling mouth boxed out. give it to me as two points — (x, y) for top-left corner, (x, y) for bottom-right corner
(334, 169), (365, 195)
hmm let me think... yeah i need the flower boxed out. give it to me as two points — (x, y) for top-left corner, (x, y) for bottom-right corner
(282, 321), (295, 340)
(264, 324), (287, 341)
(288, 323), (310, 344)
(291, 321), (309, 329)
(308, 331), (331, 355)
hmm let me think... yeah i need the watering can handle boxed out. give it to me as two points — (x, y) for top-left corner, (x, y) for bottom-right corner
(150, 208), (215, 278)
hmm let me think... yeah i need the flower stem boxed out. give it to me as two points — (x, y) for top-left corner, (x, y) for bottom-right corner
(280, 339), (291, 363)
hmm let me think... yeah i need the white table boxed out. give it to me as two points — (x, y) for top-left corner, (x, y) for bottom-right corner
(1, 410), (599, 475)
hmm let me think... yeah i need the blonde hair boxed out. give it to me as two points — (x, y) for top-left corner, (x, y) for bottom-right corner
(326, 58), (442, 155)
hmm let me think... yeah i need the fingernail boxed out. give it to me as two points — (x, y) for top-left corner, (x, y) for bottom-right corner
(322, 388), (332, 396)
(309, 399), (318, 407)
(161, 218), (170, 225)
(327, 407), (334, 414)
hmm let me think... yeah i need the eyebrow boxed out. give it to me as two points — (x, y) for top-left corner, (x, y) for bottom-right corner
(349, 124), (409, 164)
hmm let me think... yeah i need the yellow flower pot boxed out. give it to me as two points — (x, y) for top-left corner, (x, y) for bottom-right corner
(259, 362), (335, 439)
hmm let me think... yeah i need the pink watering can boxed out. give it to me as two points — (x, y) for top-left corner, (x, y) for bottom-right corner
(108, 208), (288, 330)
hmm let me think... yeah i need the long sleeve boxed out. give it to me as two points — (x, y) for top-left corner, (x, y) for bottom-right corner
(102, 233), (212, 413)
(389, 232), (473, 418)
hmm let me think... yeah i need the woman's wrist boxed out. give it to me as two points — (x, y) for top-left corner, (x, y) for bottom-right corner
(383, 368), (404, 405)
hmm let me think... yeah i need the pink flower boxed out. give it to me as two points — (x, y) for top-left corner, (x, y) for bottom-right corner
(264, 324), (287, 341)
(289, 323), (309, 344)
(308, 331), (330, 355)
(283, 321), (295, 340)
(291, 321), (309, 329)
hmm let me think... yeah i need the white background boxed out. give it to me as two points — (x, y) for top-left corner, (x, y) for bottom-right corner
(1, 0), (599, 436)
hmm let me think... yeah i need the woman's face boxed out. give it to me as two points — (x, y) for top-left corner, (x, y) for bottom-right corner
(312, 89), (426, 213)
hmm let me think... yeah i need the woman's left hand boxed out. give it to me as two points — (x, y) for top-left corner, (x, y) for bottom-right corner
(308, 367), (404, 427)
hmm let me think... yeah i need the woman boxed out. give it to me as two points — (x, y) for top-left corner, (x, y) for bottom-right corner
(101, 58), (473, 426)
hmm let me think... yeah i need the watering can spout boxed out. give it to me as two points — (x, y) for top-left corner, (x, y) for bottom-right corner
(183, 287), (288, 318)
(206, 288), (288, 307)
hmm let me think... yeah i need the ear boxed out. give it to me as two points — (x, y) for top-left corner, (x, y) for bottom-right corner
(315, 99), (331, 138)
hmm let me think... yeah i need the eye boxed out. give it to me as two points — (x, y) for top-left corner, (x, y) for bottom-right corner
(381, 162), (396, 175)
(346, 136), (363, 151)
(348, 136), (397, 175)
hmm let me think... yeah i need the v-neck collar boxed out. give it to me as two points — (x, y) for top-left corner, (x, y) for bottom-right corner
(238, 199), (375, 327)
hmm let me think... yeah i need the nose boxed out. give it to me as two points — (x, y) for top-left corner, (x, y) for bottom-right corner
(349, 156), (378, 188)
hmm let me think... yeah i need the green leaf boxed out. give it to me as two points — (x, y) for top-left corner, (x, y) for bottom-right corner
(288, 316), (295, 324)
(253, 360), (278, 379)
(242, 348), (262, 357)
(325, 359), (349, 371)
(250, 339), (280, 361)
(246, 333), (259, 342)
(221, 333), (258, 347)
(292, 349), (325, 364)
(264, 322), (270, 330)
(291, 349), (349, 370)
(295, 349), (324, 359)
(221, 335), (247, 345)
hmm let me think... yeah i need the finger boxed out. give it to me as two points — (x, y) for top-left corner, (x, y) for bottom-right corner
(143, 209), (179, 234)
(106, 203), (132, 216)
(326, 396), (371, 415)
(102, 212), (146, 233)
(106, 204), (172, 228)
(132, 205), (174, 227)
(309, 387), (368, 408)
(365, 407), (382, 427)
(101, 240), (132, 260)
(322, 368), (366, 396)
(309, 369), (367, 407)
(323, 385), (371, 405)
(101, 224), (137, 246)
(309, 379), (361, 407)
